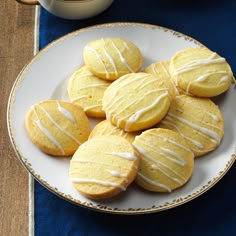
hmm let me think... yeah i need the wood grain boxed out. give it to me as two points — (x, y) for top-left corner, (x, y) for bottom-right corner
(0, 1), (35, 235)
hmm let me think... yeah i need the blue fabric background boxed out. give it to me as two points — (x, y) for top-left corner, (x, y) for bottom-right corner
(36, 1), (236, 235)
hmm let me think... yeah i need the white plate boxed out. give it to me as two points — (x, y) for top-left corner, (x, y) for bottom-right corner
(7, 22), (236, 214)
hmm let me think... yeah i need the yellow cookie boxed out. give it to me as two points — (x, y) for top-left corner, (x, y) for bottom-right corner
(169, 47), (233, 97)
(143, 61), (179, 100)
(158, 95), (224, 157)
(68, 65), (111, 118)
(69, 135), (140, 199)
(25, 100), (90, 156)
(83, 37), (143, 80)
(102, 72), (171, 132)
(89, 120), (140, 143)
(133, 128), (194, 192)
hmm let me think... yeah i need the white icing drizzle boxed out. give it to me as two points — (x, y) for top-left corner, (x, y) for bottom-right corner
(161, 119), (204, 148)
(110, 39), (134, 72)
(210, 139), (218, 144)
(100, 40), (118, 76)
(106, 151), (137, 161)
(31, 106), (64, 155)
(174, 52), (226, 76)
(125, 91), (168, 131)
(108, 88), (168, 121)
(70, 167), (129, 184)
(168, 112), (221, 143)
(38, 105), (81, 145)
(104, 96), (124, 119)
(108, 170), (128, 183)
(137, 172), (171, 192)
(133, 77), (160, 90)
(176, 98), (221, 123)
(151, 164), (183, 185)
(107, 92), (137, 118)
(103, 74), (151, 111)
(186, 74), (207, 94)
(149, 133), (192, 153)
(134, 144), (187, 183)
(207, 113), (220, 122)
(71, 159), (138, 170)
(186, 70), (229, 94)
(116, 114), (131, 128)
(159, 62), (170, 77)
(160, 120), (217, 155)
(159, 147), (186, 166)
(57, 101), (75, 122)
(34, 120), (65, 155)
(220, 76), (229, 82)
(85, 45), (109, 78)
(123, 41), (131, 50)
(136, 139), (186, 166)
(70, 177), (126, 191)
(114, 93), (144, 117)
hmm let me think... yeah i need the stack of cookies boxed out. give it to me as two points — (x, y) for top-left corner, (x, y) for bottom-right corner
(25, 37), (234, 200)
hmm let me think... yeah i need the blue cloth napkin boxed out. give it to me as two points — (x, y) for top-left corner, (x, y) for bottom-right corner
(36, 1), (236, 235)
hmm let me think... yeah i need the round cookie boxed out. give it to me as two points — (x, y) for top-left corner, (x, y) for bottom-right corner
(102, 72), (171, 132)
(143, 61), (179, 100)
(169, 47), (233, 97)
(83, 37), (143, 80)
(25, 100), (90, 156)
(157, 95), (224, 157)
(69, 135), (140, 199)
(133, 128), (194, 192)
(89, 120), (140, 143)
(68, 65), (111, 118)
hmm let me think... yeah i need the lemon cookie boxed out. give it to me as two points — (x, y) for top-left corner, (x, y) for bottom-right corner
(68, 65), (111, 118)
(89, 120), (140, 143)
(102, 72), (171, 132)
(25, 100), (90, 156)
(158, 95), (224, 157)
(133, 128), (194, 192)
(83, 37), (143, 80)
(69, 135), (140, 199)
(144, 61), (179, 100)
(169, 47), (233, 97)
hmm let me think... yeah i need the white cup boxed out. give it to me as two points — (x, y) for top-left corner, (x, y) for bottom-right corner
(16, 0), (114, 20)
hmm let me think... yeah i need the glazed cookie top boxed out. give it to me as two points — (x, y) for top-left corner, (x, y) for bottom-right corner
(25, 100), (90, 156)
(68, 65), (112, 118)
(133, 128), (194, 192)
(83, 37), (143, 80)
(102, 72), (171, 132)
(89, 120), (140, 143)
(158, 95), (224, 157)
(143, 61), (179, 100)
(169, 47), (233, 97)
(69, 135), (140, 199)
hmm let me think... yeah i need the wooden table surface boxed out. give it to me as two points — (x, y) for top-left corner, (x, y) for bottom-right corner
(0, 1), (35, 235)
